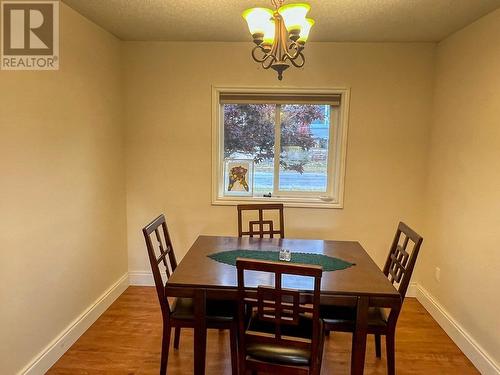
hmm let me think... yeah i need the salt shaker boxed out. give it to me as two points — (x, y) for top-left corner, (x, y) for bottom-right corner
(279, 248), (291, 262)
(284, 249), (292, 261)
(279, 248), (286, 261)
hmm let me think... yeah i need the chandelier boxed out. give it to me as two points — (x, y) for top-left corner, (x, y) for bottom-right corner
(242, 1), (314, 80)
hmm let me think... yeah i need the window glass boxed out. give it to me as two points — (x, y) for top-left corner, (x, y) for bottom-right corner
(223, 104), (275, 194)
(279, 104), (330, 192)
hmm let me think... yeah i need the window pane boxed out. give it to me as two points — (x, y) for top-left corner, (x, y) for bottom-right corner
(279, 105), (330, 192)
(223, 104), (275, 194)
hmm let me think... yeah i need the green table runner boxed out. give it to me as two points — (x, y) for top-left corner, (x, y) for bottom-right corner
(207, 249), (354, 272)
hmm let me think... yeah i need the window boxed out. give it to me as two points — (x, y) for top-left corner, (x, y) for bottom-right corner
(212, 87), (349, 208)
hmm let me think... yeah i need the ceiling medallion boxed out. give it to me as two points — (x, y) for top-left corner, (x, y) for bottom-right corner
(242, 0), (314, 80)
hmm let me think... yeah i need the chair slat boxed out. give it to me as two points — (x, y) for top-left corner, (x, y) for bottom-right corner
(237, 204), (285, 238)
(143, 215), (178, 313)
(383, 222), (423, 298)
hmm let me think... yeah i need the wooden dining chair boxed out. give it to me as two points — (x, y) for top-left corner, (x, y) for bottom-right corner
(143, 214), (238, 375)
(237, 203), (285, 238)
(321, 222), (423, 375)
(236, 258), (325, 375)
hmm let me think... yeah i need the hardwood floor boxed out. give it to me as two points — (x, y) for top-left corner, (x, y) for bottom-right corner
(48, 286), (478, 375)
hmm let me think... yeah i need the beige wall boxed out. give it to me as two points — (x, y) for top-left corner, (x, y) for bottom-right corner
(0, 4), (127, 374)
(418, 9), (500, 366)
(124, 41), (435, 274)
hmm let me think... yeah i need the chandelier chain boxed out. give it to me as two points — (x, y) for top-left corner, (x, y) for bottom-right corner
(271, 0), (284, 10)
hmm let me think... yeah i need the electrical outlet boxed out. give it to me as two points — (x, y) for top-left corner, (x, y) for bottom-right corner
(435, 267), (441, 282)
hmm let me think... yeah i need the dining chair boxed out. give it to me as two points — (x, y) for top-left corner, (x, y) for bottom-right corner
(237, 203), (285, 238)
(321, 222), (423, 375)
(236, 258), (325, 375)
(143, 214), (238, 375)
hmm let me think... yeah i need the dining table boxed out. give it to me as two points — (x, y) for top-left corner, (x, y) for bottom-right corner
(165, 235), (402, 375)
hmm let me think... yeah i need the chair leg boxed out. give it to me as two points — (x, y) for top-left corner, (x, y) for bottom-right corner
(386, 331), (395, 375)
(160, 322), (172, 375)
(375, 334), (382, 358)
(325, 329), (330, 337)
(173, 327), (181, 349)
(229, 325), (238, 375)
(238, 337), (247, 375)
(316, 330), (326, 375)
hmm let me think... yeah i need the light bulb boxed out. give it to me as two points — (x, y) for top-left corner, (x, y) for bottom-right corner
(242, 7), (274, 36)
(298, 18), (315, 43)
(263, 20), (276, 45)
(277, 3), (310, 33)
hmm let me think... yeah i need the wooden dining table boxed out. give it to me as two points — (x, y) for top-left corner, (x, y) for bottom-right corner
(165, 235), (402, 375)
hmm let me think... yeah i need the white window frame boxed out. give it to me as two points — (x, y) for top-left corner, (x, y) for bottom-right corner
(211, 86), (350, 209)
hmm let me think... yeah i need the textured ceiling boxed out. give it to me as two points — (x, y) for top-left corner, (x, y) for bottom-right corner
(62, 0), (500, 42)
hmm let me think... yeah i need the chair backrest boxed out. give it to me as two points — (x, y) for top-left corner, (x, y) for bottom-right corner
(383, 222), (423, 300)
(236, 259), (323, 364)
(142, 214), (178, 318)
(237, 203), (285, 238)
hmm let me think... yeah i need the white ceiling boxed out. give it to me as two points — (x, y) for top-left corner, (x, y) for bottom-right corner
(62, 0), (500, 42)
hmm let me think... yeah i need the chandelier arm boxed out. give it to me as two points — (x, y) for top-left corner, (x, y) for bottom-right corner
(252, 45), (271, 63)
(286, 42), (304, 60)
(262, 54), (277, 69)
(289, 52), (305, 68)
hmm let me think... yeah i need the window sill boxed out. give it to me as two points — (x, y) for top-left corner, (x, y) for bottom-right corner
(212, 196), (344, 209)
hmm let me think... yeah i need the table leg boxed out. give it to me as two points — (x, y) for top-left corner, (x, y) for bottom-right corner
(194, 289), (207, 375)
(351, 296), (369, 375)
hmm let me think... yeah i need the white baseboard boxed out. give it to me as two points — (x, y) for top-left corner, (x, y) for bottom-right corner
(128, 270), (157, 286)
(416, 284), (500, 375)
(129, 270), (171, 286)
(20, 273), (129, 375)
(406, 282), (418, 298)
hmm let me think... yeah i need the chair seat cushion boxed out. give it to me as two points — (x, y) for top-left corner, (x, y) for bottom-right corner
(246, 343), (311, 366)
(170, 297), (236, 322)
(244, 313), (322, 366)
(320, 305), (388, 328)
